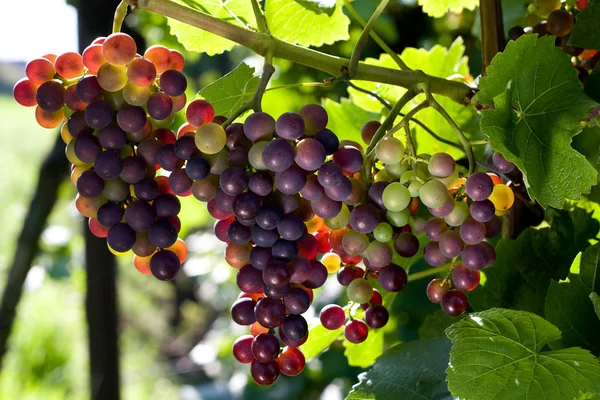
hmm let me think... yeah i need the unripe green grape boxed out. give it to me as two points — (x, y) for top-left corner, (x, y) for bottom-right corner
(382, 182), (411, 212)
(123, 82), (151, 106)
(374, 168), (392, 183)
(205, 149), (229, 175)
(326, 203), (350, 230)
(149, 113), (175, 129)
(373, 222), (393, 242)
(385, 160), (409, 178)
(103, 178), (129, 202)
(387, 208), (410, 227)
(66, 140), (85, 165)
(375, 137), (404, 164)
(104, 90), (125, 110)
(428, 153), (455, 178)
(248, 141), (268, 170)
(408, 180), (423, 197)
(533, 0), (560, 18)
(97, 63), (127, 92)
(195, 122), (226, 155)
(342, 230), (369, 255)
(444, 201), (469, 227)
(438, 169), (459, 189)
(419, 179), (450, 209)
(347, 279), (373, 304)
(120, 144), (133, 158)
(400, 170), (413, 184)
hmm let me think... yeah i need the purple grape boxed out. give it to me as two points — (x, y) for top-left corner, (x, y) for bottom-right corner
(233, 192), (261, 219)
(333, 146), (363, 174)
(424, 241), (449, 266)
(465, 173), (493, 201)
(256, 204), (283, 231)
(274, 192), (300, 214)
(276, 112), (305, 140)
(311, 195), (342, 219)
(302, 260), (328, 289)
(107, 223), (136, 252)
(244, 112), (275, 142)
(439, 230), (464, 258)
(150, 250), (180, 281)
(324, 176), (352, 201)
(368, 181), (389, 210)
(174, 135), (199, 160)
(159, 69), (187, 96)
(116, 105), (146, 133)
(74, 134), (102, 163)
(424, 218), (448, 241)
(67, 111), (93, 138)
(262, 260), (290, 287)
(459, 219), (486, 245)
(485, 215), (502, 238)
(350, 204), (379, 234)
(275, 165), (306, 195)
(36, 80), (65, 112)
(98, 124), (127, 150)
(76, 170), (105, 198)
(365, 241), (393, 269)
(236, 264), (263, 293)
(147, 92), (173, 120)
(137, 138), (161, 166)
(365, 305), (389, 328)
(378, 264), (407, 292)
(169, 168), (193, 195)
(153, 193), (180, 218)
(299, 175), (324, 201)
(470, 200), (496, 223)
(251, 333), (280, 362)
(314, 128), (339, 154)
(281, 314), (308, 340)
(85, 100), (113, 130)
(428, 153), (455, 178)
(277, 214), (306, 241)
(492, 152), (515, 174)
(394, 232), (419, 257)
(295, 138), (326, 171)
(215, 189), (235, 212)
(231, 298), (257, 325)
(462, 242), (495, 270)
(218, 166), (248, 196)
(263, 283), (290, 298)
(156, 144), (181, 172)
(250, 246), (272, 270)
(120, 156), (146, 184)
(283, 288), (310, 315)
(452, 263), (480, 291)
(186, 156), (210, 180)
(76, 75), (103, 103)
(134, 177), (159, 201)
(228, 221), (251, 245)
(317, 162), (344, 188)
(272, 239), (298, 261)
(441, 290), (468, 316)
(148, 219), (178, 248)
(254, 297), (286, 328)
(226, 123), (252, 150)
(262, 139), (295, 172)
(94, 150), (123, 180)
(299, 104), (328, 135)
(251, 225), (279, 247)
(428, 199), (455, 217)
(97, 202), (124, 227)
(249, 171), (273, 196)
(250, 360), (280, 386)
(124, 200), (155, 233)
(227, 147), (248, 168)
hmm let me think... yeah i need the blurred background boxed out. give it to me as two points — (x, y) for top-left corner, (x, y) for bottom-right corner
(0, 0), (487, 398)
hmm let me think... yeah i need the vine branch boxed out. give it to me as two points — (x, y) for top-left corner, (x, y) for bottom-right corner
(126, 0), (474, 104)
(346, 81), (392, 109)
(348, 0), (390, 78)
(113, 0), (129, 33)
(343, 0), (410, 72)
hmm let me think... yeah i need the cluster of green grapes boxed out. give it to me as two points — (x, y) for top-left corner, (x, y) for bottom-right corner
(508, 0), (598, 82)
(14, 33), (518, 387)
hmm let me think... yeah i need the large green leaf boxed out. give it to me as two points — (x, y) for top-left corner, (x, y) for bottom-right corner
(568, 0), (600, 51)
(585, 64), (600, 103)
(294, 0), (336, 16)
(545, 243), (600, 355)
(591, 292), (600, 320)
(197, 63), (259, 118)
(347, 38), (479, 159)
(299, 322), (342, 361)
(265, 0), (349, 47)
(469, 208), (599, 315)
(167, 0), (256, 56)
(322, 98), (379, 144)
(417, 0), (478, 18)
(479, 35), (598, 208)
(446, 308), (600, 400)
(346, 338), (453, 400)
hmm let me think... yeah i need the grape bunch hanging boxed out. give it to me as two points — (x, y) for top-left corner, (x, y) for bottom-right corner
(13, 31), (516, 386)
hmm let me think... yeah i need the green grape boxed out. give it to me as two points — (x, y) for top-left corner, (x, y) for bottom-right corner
(382, 182), (411, 212)
(419, 179), (450, 209)
(374, 168), (392, 182)
(373, 222), (393, 242)
(342, 230), (369, 255)
(103, 178), (129, 202)
(444, 201), (469, 227)
(387, 208), (410, 227)
(347, 279), (373, 304)
(400, 170), (413, 184)
(408, 180), (423, 197)
(375, 137), (404, 164)
(385, 160), (408, 178)
(533, 0), (560, 18)
(97, 63), (127, 92)
(248, 141), (268, 170)
(438, 168), (459, 189)
(122, 82), (152, 106)
(325, 203), (350, 230)
(104, 90), (125, 110)
(66, 139), (85, 165)
(196, 122), (226, 155)
(149, 113), (175, 129)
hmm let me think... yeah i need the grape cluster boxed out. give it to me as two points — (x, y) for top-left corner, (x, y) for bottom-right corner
(13, 33), (190, 279)
(507, 0), (598, 82)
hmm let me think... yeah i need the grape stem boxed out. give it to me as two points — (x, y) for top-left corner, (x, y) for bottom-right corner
(343, 0), (410, 72)
(251, 0), (269, 34)
(265, 77), (337, 92)
(406, 265), (449, 282)
(124, 0), (474, 104)
(348, 0), (392, 78)
(113, 0), (129, 33)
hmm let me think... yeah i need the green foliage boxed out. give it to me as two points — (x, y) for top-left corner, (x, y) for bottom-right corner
(417, 0), (479, 18)
(479, 35), (598, 208)
(418, 310), (464, 339)
(591, 292), (600, 320)
(585, 64), (600, 103)
(346, 338), (453, 400)
(294, 0), (336, 16)
(197, 63), (259, 117)
(342, 327), (385, 368)
(166, 0), (256, 55)
(299, 323), (342, 361)
(568, 0), (600, 51)
(469, 208), (599, 315)
(265, 0), (350, 47)
(545, 243), (600, 355)
(322, 98), (379, 146)
(348, 38), (479, 159)
(445, 308), (600, 400)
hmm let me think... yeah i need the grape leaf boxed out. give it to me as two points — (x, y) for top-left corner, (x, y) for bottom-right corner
(322, 98), (379, 145)
(545, 243), (600, 355)
(167, 0), (256, 56)
(265, 0), (349, 47)
(469, 208), (599, 315)
(346, 338), (453, 400)
(294, 0), (336, 16)
(568, 0), (600, 51)
(197, 63), (259, 118)
(591, 292), (600, 320)
(479, 35), (598, 208)
(342, 327), (385, 368)
(417, 0), (478, 18)
(418, 310), (464, 340)
(585, 64), (600, 103)
(445, 308), (600, 400)
(347, 38), (479, 159)
(299, 322), (342, 361)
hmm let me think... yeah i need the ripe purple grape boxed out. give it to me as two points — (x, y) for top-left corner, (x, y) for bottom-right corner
(365, 305), (389, 328)
(465, 172), (493, 201)
(344, 319), (368, 344)
(150, 249), (180, 281)
(423, 241), (449, 266)
(470, 200), (496, 223)
(459, 219), (486, 245)
(426, 278), (450, 303)
(441, 290), (468, 316)
(254, 297), (286, 328)
(276, 112), (305, 140)
(378, 264), (407, 292)
(439, 230), (464, 258)
(252, 333), (280, 362)
(492, 152), (515, 174)
(231, 298), (257, 325)
(452, 263), (480, 291)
